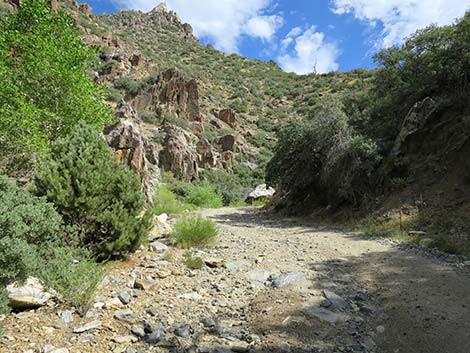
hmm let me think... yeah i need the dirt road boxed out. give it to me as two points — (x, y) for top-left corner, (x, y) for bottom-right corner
(2, 207), (470, 353)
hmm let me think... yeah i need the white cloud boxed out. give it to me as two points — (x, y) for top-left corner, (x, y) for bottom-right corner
(112, 0), (284, 52)
(331, 0), (470, 47)
(278, 26), (340, 74)
(245, 15), (284, 41)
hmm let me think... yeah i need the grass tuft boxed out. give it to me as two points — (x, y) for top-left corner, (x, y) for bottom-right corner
(172, 214), (218, 249)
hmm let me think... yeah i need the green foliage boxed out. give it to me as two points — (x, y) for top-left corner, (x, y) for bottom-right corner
(36, 247), (103, 309)
(113, 76), (143, 96)
(140, 110), (160, 124)
(152, 185), (192, 216)
(202, 169), (246, 206)
(183, 251), (204, 270)
(172, 214), (218, 248)
(0, 289), (9, 315)
(371, 12), (470, 145)
(0, 175), (63, 246)
(267, 96), (380, 209)
(106, 85), (124, 102)
(184, 181), (223, 208)
(0, 0), (112, 153)
(0, 237), (38, 287)
(35, 123), (151, 260)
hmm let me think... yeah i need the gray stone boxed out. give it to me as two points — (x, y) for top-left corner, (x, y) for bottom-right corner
(59, 310), (73, 325)
(146, 305), (159, 317)
(174, 324), (191, 337)
(114, 309), (137, 322)
(271, 272), (306, 288)
(323, 290), (351, 310)
(149, 241), (168, 253)
(279, 342), (291, 353)
(225, 260), (251, 272)
(305, 307), (349, 324)
(247, 270), (275, 287)
(245, 184), (275, 203)
(201, 317), (216, 328)
(145, 324), (165, 344)
(118, 291), (132, 305)
(131, 325), (146, 338)
(73, 320), (101, 333)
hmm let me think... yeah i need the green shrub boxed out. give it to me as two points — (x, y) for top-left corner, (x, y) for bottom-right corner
(202, 169), (246, 206)
(152, 185), (192, 216)
(183, 251), (204, 270)
(141, 110), (160, 124)
(0, 289), (9, 314)
(0, 175), (63, 246)
(184, 181), (223, 208)
(106, 86), (124, 102)
(113, 76), (143, 96)
(172, 214), (218, 248)
(267, 96), (380, 210)
(36, 247), (103, 309)
(35, 123), (152, 260)
(0, 237), (38, 287)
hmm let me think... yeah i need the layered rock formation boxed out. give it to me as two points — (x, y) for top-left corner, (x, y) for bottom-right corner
(105, 102), (160, 205)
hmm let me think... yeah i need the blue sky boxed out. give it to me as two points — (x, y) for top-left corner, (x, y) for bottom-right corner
(84, 0), (470, 74)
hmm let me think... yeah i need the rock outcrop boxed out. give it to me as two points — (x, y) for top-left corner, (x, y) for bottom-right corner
(216, 108), (237, 128)
(391, 97), (438, 156)
(246, 184), (276, 203)
(133, 68), (201, 122)
(105, 102), (160, 205)
(160, 125), (199, 181)
(214, 134), (236, 152)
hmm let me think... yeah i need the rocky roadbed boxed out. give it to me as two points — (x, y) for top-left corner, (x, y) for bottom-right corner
(2, 207), (470, 353)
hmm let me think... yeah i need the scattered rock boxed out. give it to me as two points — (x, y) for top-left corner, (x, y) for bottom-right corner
(322, 290), (351, 310)
(6, 277), (53, 310)
(305, 307), (349, 324)
(376, 325), (386, 334)
(145, 324), (165, 344)
(279, 342), (291, 353)
(114, 309), (137, 322)
(131, 325), (146, 338)
(225, 260), (252, 272)
(134, 278), (158, 291)
(149, 241), (168, 253)
(118, 291), (132, 305)
(146, 305), (159, 317)
(174, 324), (191, 337)
(247, 270), (275, 288)
(205, 258), (225, 268)
(73, 320), (101, 334)
(112, 335), (138, 344)
(271, 272), (306, 288)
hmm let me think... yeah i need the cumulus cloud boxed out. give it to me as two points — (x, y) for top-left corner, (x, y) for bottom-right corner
(331, 0), (470, 47)
(245, 15), (284, 41)
(112, 0), (284, 52)
(278, 26), (340, 74)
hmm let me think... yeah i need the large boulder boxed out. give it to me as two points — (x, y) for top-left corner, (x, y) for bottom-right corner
(246, 184), (275, 203)
(197, 138), (218, 169)
(391, 97), (438, 156)
(160, 125), (199, 181)
(6, 277), (53, 310)
(105, 102), (160, 205)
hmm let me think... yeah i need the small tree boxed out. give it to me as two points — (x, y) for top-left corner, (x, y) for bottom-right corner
(35, 123), (151, 260)
(0, 0), (112, 153)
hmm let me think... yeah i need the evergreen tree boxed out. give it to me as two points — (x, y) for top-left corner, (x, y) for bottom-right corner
(35, 123), (152, 260)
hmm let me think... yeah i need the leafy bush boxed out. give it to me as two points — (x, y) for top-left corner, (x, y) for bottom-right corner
(36, 247), (103, 309)
(152, 185), (192, 216)
(0, 175), (63, 246)
(172, 214), (218, 248)
(0, 289), (9, 314)
(202, 169), (246, 206)
(184, 181), (223, 208)
(107, 86), (124, 102)
(0, 0), (113, 153)
(113, 76), (143, 96)
(0, 237), (38, 287)
(35, 123), (152, 260)
(267, 96), (380, 210)
(141, 110), (160, 124)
